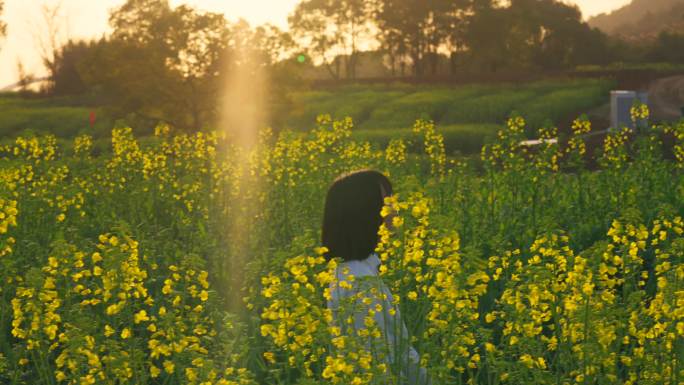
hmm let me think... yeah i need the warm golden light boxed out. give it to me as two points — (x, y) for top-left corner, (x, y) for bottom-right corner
(219, 41), (270, 309)
(0, 0), (629, 87)
(220, 55), (269, 150)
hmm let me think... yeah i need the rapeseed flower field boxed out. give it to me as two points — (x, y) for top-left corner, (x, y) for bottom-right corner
(1, 108), (684, 385)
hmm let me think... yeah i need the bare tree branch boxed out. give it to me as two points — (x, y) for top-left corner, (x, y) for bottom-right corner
(0, 0), (7, 52)
(30, 0), (70, 84)
(16, 60), (35, 92)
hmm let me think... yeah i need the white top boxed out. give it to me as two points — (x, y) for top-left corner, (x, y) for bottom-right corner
(327, 253), (431, 385)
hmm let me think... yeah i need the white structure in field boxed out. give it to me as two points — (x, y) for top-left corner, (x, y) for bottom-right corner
(520, 138), (558, 147)
(610, 90), (649, 131)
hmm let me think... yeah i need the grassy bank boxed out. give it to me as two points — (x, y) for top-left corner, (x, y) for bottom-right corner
(0, 78), (613, 156)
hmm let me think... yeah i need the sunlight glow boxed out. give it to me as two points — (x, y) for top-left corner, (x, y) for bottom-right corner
(219, 41), (269, 308)
(0, 0), (631, 86)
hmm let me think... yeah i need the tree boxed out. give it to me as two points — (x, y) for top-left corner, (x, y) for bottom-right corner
(16, 60), (36, 94)
(459, 0), (611, 72)
(166, 5), (230, 129)
(571, 26), (613, 67)
(377, 18), (407, 76)
(647, 31), (684, 63)
(251, 24), (296, 66)
(109, 0), (173, 45)
(82, 0), (232, 130)
(51, 40), (93, 95)
(376, 0), (465, 77)
(462, 0), (509, 72)
(78, 0), (293, 131)
(289, 0), (376, 79)
(34, 1), (71, 92)
(501, 0), (610, 70)
(77, 37), (174, 130)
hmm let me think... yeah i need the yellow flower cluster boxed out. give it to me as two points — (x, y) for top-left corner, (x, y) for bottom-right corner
(665, 120), (684, 168)
(601, 126), (631, 169)
(0, 198), (17, 258)
(74, 134), (93, 158)
(483, 214), (684, 384)
(1, 135), (57, 164)
(259, 247), (340, 379)
(413, 120), (446, 178)
(565, 116), (592, 168)
(385, 138), (407, 166)
(481, 115), (529, 172)
(154, 123), (172, 137)
(2, 112), (684, 385)
(10, 232), (254, 385)
(630, 101), (650, 126)
(534, 125), (560, 173)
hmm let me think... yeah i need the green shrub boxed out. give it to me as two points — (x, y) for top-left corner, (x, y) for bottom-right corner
(352, 123), (500, 155)
(361, 87), (486, 129)
(441, 89), (538, 124)
(286, 90), (407, 129)
(0, 106), (112, 138)
(0, 95), (113, 139)
(286, 78), (613, 133)
(518, 83), (609, 131)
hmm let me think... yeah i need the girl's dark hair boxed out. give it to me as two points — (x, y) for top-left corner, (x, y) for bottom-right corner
(321, 169), (393, 262)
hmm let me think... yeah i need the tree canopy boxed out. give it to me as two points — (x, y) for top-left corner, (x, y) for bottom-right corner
(61, 0), (292, 131)
(286, 0), (611, 77)
(289, 0), (377, 79)
(37, 0), (643, 132)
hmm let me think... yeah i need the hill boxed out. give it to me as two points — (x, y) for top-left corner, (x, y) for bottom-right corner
(588, 0), (684, 41)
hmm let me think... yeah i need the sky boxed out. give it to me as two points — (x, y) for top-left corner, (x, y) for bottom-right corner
(0, 0), (631, 87)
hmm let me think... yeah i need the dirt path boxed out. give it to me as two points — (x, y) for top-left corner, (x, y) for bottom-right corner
(648, 75), (684, 122)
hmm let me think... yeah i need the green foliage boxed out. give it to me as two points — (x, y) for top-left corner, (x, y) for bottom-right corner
(0, 94), (112, 138)
(352, 124), (501, 155)
(52, 0), (294, 132)
(461, 0), (611, 73)
(289, 0), (375, 79)
(576, 62), (684, 72)
(361, 87), (485, 129)
(286, 79), (613, 133)
(375, 0), (466, 77)
(518, 83), (608, 130)
(441, 89), (537, 124)
(1, 113), (684, 384)
(286, 90), (407, 129)
(28, 0), (650, 142)
(0, 78), (612, 154)
(648, 31), (684, 63)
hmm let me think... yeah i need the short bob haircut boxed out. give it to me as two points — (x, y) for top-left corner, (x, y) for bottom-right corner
(321, 169), (393, 262)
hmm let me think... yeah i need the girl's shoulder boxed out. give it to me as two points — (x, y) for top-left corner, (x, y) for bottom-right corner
(355, 275), (393, 303)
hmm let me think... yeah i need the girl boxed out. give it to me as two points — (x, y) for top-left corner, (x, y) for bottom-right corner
(322, 169), (431, 385)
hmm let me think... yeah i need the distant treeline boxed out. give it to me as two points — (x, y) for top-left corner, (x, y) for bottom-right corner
(8, 0), (684, 131)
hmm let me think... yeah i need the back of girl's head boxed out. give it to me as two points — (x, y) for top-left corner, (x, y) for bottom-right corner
(321, 169), (393, 262)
